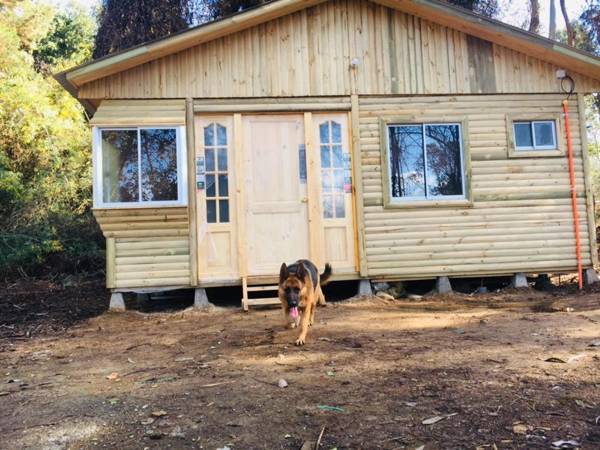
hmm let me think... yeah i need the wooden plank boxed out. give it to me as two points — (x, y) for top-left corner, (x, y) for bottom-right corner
(351, 94), (368, 276)
(577, 93), (599, 267)
(304, 112), (324, 268)
(234, 113), (247, 279)
(186, 98), (198, 286)
(106, 237), (116, 289)
(466, 35), (496, 94)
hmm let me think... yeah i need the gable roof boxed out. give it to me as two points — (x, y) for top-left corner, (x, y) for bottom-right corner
(56, 0), (600, 103)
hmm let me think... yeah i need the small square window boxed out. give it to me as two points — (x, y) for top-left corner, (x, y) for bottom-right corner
(513, 120), (557, 151)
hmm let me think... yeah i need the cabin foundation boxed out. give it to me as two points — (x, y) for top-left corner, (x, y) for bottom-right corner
(584, 268), (600, 285)
(357, 279), (373, 296)
(511, 273), (529, 289)
(109, 293), (126, 312)
(194, 288), (213, 309)
(435, 277), (453, 295)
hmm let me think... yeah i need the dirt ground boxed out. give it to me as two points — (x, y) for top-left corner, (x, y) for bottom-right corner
(1, 280), (600, 450)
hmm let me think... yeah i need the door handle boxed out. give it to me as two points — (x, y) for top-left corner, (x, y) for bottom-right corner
(301, 197), (308, 203)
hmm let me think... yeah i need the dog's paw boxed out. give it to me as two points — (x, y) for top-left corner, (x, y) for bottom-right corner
(295, 337), (305, 346)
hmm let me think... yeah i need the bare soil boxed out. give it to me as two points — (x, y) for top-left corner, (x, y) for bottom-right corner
(1, 281), (600, 449)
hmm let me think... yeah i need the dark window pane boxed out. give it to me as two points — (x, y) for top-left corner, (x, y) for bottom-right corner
(534, 122), (555, 147)
(219, 199), (229, 222)
(425, 124), (463, 197)
(321, 170), (332, 192)
(332, 145), (343, 168)
(101, 129), (139, 203)
(217, 148), (228, 171)
(334, 169), (344, 193)
(204, 124), (214, 147)
(206, 174), (216, 197)
(205, 148), (215, 172)
(331, 121), (342, 143)
(321, 145), (331, 168)
(322, 195), (333, 218)
(217, 124), (227, 146)
(319, 122), (330, 144)
(334, 195), (345, 218)
(388, 125), (425, 198)
(218, 174), (228, 197)
(206, 200), (217, 223)
(140, 129), (178, 202)
(514, 122), (533, 148)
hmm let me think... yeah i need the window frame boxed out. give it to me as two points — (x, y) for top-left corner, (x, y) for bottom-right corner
(506, 114), (564, 158)
(92, 125), (188, 209)
(380, 117), (472, 209)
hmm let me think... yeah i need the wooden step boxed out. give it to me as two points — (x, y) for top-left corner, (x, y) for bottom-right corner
(246, 297), (281, 306)
(246, 285), (279, 292)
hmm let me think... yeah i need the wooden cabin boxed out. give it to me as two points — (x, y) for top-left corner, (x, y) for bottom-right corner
(56, 0), (600, 308)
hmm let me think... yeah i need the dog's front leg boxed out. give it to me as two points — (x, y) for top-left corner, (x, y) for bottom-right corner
(295, 303), (312, 346)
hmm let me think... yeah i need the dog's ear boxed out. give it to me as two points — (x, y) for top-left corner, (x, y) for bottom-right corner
(279, 263), (289, 284)
(296, 262), (307, 280)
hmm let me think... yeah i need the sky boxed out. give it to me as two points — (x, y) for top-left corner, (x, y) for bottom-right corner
(46, 0), (589, 37)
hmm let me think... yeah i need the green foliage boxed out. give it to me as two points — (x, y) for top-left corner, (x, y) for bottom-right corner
(0, 1), (103, 279)
(93, 0), (191, 58)
(446, 0), (499, 18)
(33, 7), (95, 72)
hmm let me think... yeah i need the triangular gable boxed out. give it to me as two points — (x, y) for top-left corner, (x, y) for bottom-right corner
(57, 0), (600, 107)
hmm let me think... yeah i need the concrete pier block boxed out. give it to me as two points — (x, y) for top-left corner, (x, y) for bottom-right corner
(584, 268), (600, 286)
(357, 279), (373, 296)
(109, 293), (126, 312)
(194, 288), (212, 309)
(511, 272), (529, 288)
(435, 276), (453, 294)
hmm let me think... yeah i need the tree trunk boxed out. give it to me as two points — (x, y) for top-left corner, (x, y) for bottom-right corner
(559, 0), (574, 46)
(549, 0), (556, 40)
(529, 0), (540, 34)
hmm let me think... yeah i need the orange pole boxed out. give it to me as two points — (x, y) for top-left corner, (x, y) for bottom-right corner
(563, 100), (583, 289)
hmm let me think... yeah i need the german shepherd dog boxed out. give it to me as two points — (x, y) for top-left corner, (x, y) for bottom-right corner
(279, 260), (332, 346)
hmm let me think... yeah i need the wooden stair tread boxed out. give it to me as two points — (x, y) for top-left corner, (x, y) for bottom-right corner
(246, 285), (279, 292)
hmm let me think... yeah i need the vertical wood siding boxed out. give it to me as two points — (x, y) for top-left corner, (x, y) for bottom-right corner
(78, 0), (600, 99)
(359, 94), (593, 279)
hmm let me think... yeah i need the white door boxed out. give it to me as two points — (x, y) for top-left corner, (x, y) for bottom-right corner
(243, 115), (310, 275)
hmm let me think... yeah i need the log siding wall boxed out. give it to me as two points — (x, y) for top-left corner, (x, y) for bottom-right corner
(93, 208), (191, 288)
(78, 0), (600, 100)
(359, 93), (593, 279)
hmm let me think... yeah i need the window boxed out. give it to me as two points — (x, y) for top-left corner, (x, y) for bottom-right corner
(203, 123), (229, 223)
(94, 127), (187, 207)
(386, 123), (465, 202)
(319, 120), (345, 218)
(513, 120), (557, 150)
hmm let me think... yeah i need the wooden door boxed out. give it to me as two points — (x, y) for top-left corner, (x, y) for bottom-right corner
(195, 115), (238, 282)
(313, 113), (357, 273)
(243, 115), (309, 276)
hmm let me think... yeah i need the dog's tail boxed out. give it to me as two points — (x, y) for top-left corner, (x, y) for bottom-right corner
(319, 263), (333, 286)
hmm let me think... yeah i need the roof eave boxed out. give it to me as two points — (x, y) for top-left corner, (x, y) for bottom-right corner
(53, 71), (97, 115)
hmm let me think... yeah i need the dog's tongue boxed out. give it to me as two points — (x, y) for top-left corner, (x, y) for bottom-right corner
(290, 307), (299, 319)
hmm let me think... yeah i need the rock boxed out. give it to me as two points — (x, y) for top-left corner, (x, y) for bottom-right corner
(169, 426), (186, 439)
(151, 410), (168, 417)
(589, 340), (600, 347)
(278, 379), (288, 388)
(407, 294), (423, 301)
(140, 418), (155, 425)
(375, 292), (395, 301)
(513, 424), (528, 434)
(145, 429), (162, 440)
(372, 282), (390, 292)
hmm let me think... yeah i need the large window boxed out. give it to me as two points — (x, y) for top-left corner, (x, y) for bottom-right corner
(93, 127), (187, 207)
(386, 123), (465, 202)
